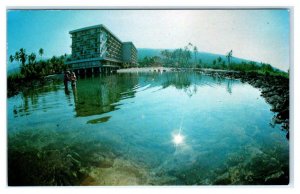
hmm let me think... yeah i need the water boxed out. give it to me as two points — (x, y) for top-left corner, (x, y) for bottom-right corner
(7, 72), (289, 185)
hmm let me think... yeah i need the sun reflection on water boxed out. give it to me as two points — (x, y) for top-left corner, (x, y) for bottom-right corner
(173, 133), (184, 145)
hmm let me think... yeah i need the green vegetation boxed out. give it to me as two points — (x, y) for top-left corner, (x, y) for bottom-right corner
(8, 48), (71, 96)
(227, 62), (289, 78)
(138, 43), (288, 78)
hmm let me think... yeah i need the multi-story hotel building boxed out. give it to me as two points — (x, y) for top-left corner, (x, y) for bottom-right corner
(122, 42), (138, 66)
(67, 24), (137, 73)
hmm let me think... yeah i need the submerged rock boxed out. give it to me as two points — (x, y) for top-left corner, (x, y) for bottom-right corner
(81, 157), (149, 185)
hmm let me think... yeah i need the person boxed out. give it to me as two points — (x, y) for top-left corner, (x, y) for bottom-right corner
(64, 71), (71, 88)
(70, 71), (77, 87)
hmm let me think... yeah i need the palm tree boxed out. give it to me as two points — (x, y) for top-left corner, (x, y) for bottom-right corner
(15, 48), (28, 76)
(183, 45), (191, 67)
(39, 48), (44, 59)
(226, 50), (233, 65)
(19, 48), (27, 66)
(14, 51), (20, 63)
(9, 55), (14, 63)
(161, 50), (168, 66)
(28, 53), (36, 64)
(193, 46), (198, 67)
(27, 52), (41, 77)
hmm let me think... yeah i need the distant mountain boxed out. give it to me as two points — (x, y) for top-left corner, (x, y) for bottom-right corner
(137, 48), (165, 60)
(137, 48), (252, 65)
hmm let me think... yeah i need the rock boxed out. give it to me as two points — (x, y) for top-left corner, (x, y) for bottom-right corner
(265, 171), (284, 183)
(268, 95), (281, 104)
(271, 102), (283, 112)
(277, 109), (289, 120)
(273, 116), (283, 124)
(282, 122), (289, 130)
(254, 79), (263, 87)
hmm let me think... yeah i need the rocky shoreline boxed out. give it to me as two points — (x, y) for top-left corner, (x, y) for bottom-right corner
(196, 69), (290, 138)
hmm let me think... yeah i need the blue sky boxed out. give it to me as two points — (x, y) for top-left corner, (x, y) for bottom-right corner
(7, 9), (290, 71)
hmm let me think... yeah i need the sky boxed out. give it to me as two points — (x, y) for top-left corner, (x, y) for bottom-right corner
(7, 9), (290, 71)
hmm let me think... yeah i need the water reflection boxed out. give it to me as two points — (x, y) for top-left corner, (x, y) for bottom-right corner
(11, 80), (62, 117)
(87, 116), (111, 124)
(72, 72), (240, 119)
(73, 74), (139, 117)
(11, 72), (239, 119)
(128, 72), (238, 95)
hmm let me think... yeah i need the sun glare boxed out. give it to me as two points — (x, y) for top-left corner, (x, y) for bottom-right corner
(173, 133), (184, 145)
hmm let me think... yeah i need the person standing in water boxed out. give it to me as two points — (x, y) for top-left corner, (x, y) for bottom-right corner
(64, 71), (71, 89)
(70, 71), (77, 87)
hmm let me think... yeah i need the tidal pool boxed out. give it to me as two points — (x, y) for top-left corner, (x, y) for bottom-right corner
(7, 72), (289, 185)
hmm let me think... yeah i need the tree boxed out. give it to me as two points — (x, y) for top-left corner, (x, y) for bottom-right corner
(28, 53), (37, 64)
(50, 56), (59, 73)
(10, 48), (68, 79)
(222, 61), (226, 68)
(174, 48), (184, 66)
(39, 48), (44, 59)
(261, 63), (273, 72)
(15, 48), (28, 77)
(213, 60), (216, 66)
(183, 44), (192, 67)
(9, 55), (14, 63)
(226, 50), (233, 65)
(193, 46), (198, 67)
(14, 51), (20, 60)
(161, 49), (171, 66)
(184, 47), (191, 67)
(152, 56), (162, 67)
(19, 48), (27, 66)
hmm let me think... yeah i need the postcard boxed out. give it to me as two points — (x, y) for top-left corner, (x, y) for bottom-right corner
(7, 9), (290, 186)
